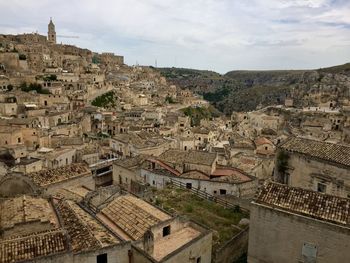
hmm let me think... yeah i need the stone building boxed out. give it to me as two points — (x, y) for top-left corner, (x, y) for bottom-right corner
(157, 149), (218, 175)
(96, 194), (212, 263)
(113, 154), (150, 190)
(109, 132), (173, 158)
(274, 137), (350, 198)
(0, 187), (212, 263)
(248, 182), (350, 263)
(0, 195), (130, 263)
(141, 161), (257, 198)
(48, 18), (56, 44)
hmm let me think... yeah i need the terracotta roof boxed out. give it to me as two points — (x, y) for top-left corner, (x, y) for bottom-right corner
(100, 195), (170, 241)
(0, 230), (68, 263)
(180, 170), (210, 180)
(211, 168), (252, 183)
(27, 163), (91, 187)
(114, 154), (150, 169)
(280, 137), (350, 167)
(55, 200), (119, 252)
(254, 137), (273, 146)
(159, 149), (217, 166)
(255, 182), (350, 226)
(147, 158), (181, 176)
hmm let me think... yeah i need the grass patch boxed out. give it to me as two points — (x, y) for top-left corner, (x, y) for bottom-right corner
(152, 186), (247, 250)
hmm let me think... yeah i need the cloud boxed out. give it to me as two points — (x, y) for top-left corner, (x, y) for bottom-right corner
(0, 0), (349, 73)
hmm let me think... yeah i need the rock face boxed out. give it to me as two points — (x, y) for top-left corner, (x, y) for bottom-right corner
(157, 63), (350, 114)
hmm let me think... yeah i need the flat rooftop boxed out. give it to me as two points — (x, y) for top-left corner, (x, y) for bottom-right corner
(0, 195), (59, 230)
(152, 227), (201, 261)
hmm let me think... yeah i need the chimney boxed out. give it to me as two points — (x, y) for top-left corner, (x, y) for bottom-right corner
(143, 230), (154, 255)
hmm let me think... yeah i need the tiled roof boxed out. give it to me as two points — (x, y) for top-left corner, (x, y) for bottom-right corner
(159, 149), (217, 166)
(0, 230), (68, 263)
(100, 195), (170, 240)
(211, 168), (252, 183)
(112, 132), (168, 149)
(55, 200), (119, 252)
(114, 154), (150, 169)
(254, 137), (273, 146)
(280, 137), (350, 167)
(0, 195), (58, 230)
(27, 163), (91, 187)
(255, 182), (350, 226)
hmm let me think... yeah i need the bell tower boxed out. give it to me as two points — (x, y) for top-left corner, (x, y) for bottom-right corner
(48, 17), (56, 44)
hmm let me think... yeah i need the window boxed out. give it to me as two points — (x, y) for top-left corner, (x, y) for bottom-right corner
(317, 182), (327, 193)
(186, 183), (192, 189)
(153, 180), (155, 185)
(265, 146), (268, 150)
(17, 137), (21, 143)
(219, 189), (227, 195)
(163, 225), (171, 237)
(302, 243), (317, 263)
(96, 253), (107, 263)
(197, 257), (201, 263)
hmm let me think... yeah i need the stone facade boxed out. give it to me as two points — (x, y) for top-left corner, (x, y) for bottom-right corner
(248, 182), (350, 263)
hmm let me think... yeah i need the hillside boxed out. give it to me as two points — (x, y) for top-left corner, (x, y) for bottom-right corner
(157, 63), (350, 114)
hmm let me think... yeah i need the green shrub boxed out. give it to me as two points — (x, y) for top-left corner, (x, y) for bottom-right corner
(91, 91), (116, 108)
(20, 82), (50, 94)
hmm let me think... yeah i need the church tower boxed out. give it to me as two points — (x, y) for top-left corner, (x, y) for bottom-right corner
(48, 18), (56, 44)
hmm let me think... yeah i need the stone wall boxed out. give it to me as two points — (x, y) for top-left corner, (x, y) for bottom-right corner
(248, 203), (350, 263)
(213, 227), (249, 263)
(275, 150), (350, 198)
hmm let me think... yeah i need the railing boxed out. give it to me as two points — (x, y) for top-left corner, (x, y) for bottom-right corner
(168, 178), (249, 213)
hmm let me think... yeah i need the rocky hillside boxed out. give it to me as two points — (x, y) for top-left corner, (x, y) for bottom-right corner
(157, 63), (350, 114)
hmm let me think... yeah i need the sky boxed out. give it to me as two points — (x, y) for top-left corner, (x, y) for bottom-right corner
(0, 0), (349, 73)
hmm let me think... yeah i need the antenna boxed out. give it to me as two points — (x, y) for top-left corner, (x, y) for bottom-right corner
(155, 59), (157, 68)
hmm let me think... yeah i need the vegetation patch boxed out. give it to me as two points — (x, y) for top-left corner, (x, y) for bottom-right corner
(91, 91), (117, 108)
(181, 105), (221, 126)
(20, 82), (50, 94)
(152, 186), (246, 250)
(165, 96), (175, 104)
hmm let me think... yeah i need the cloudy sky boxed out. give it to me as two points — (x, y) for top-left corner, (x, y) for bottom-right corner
(0, 0), (349, 73)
